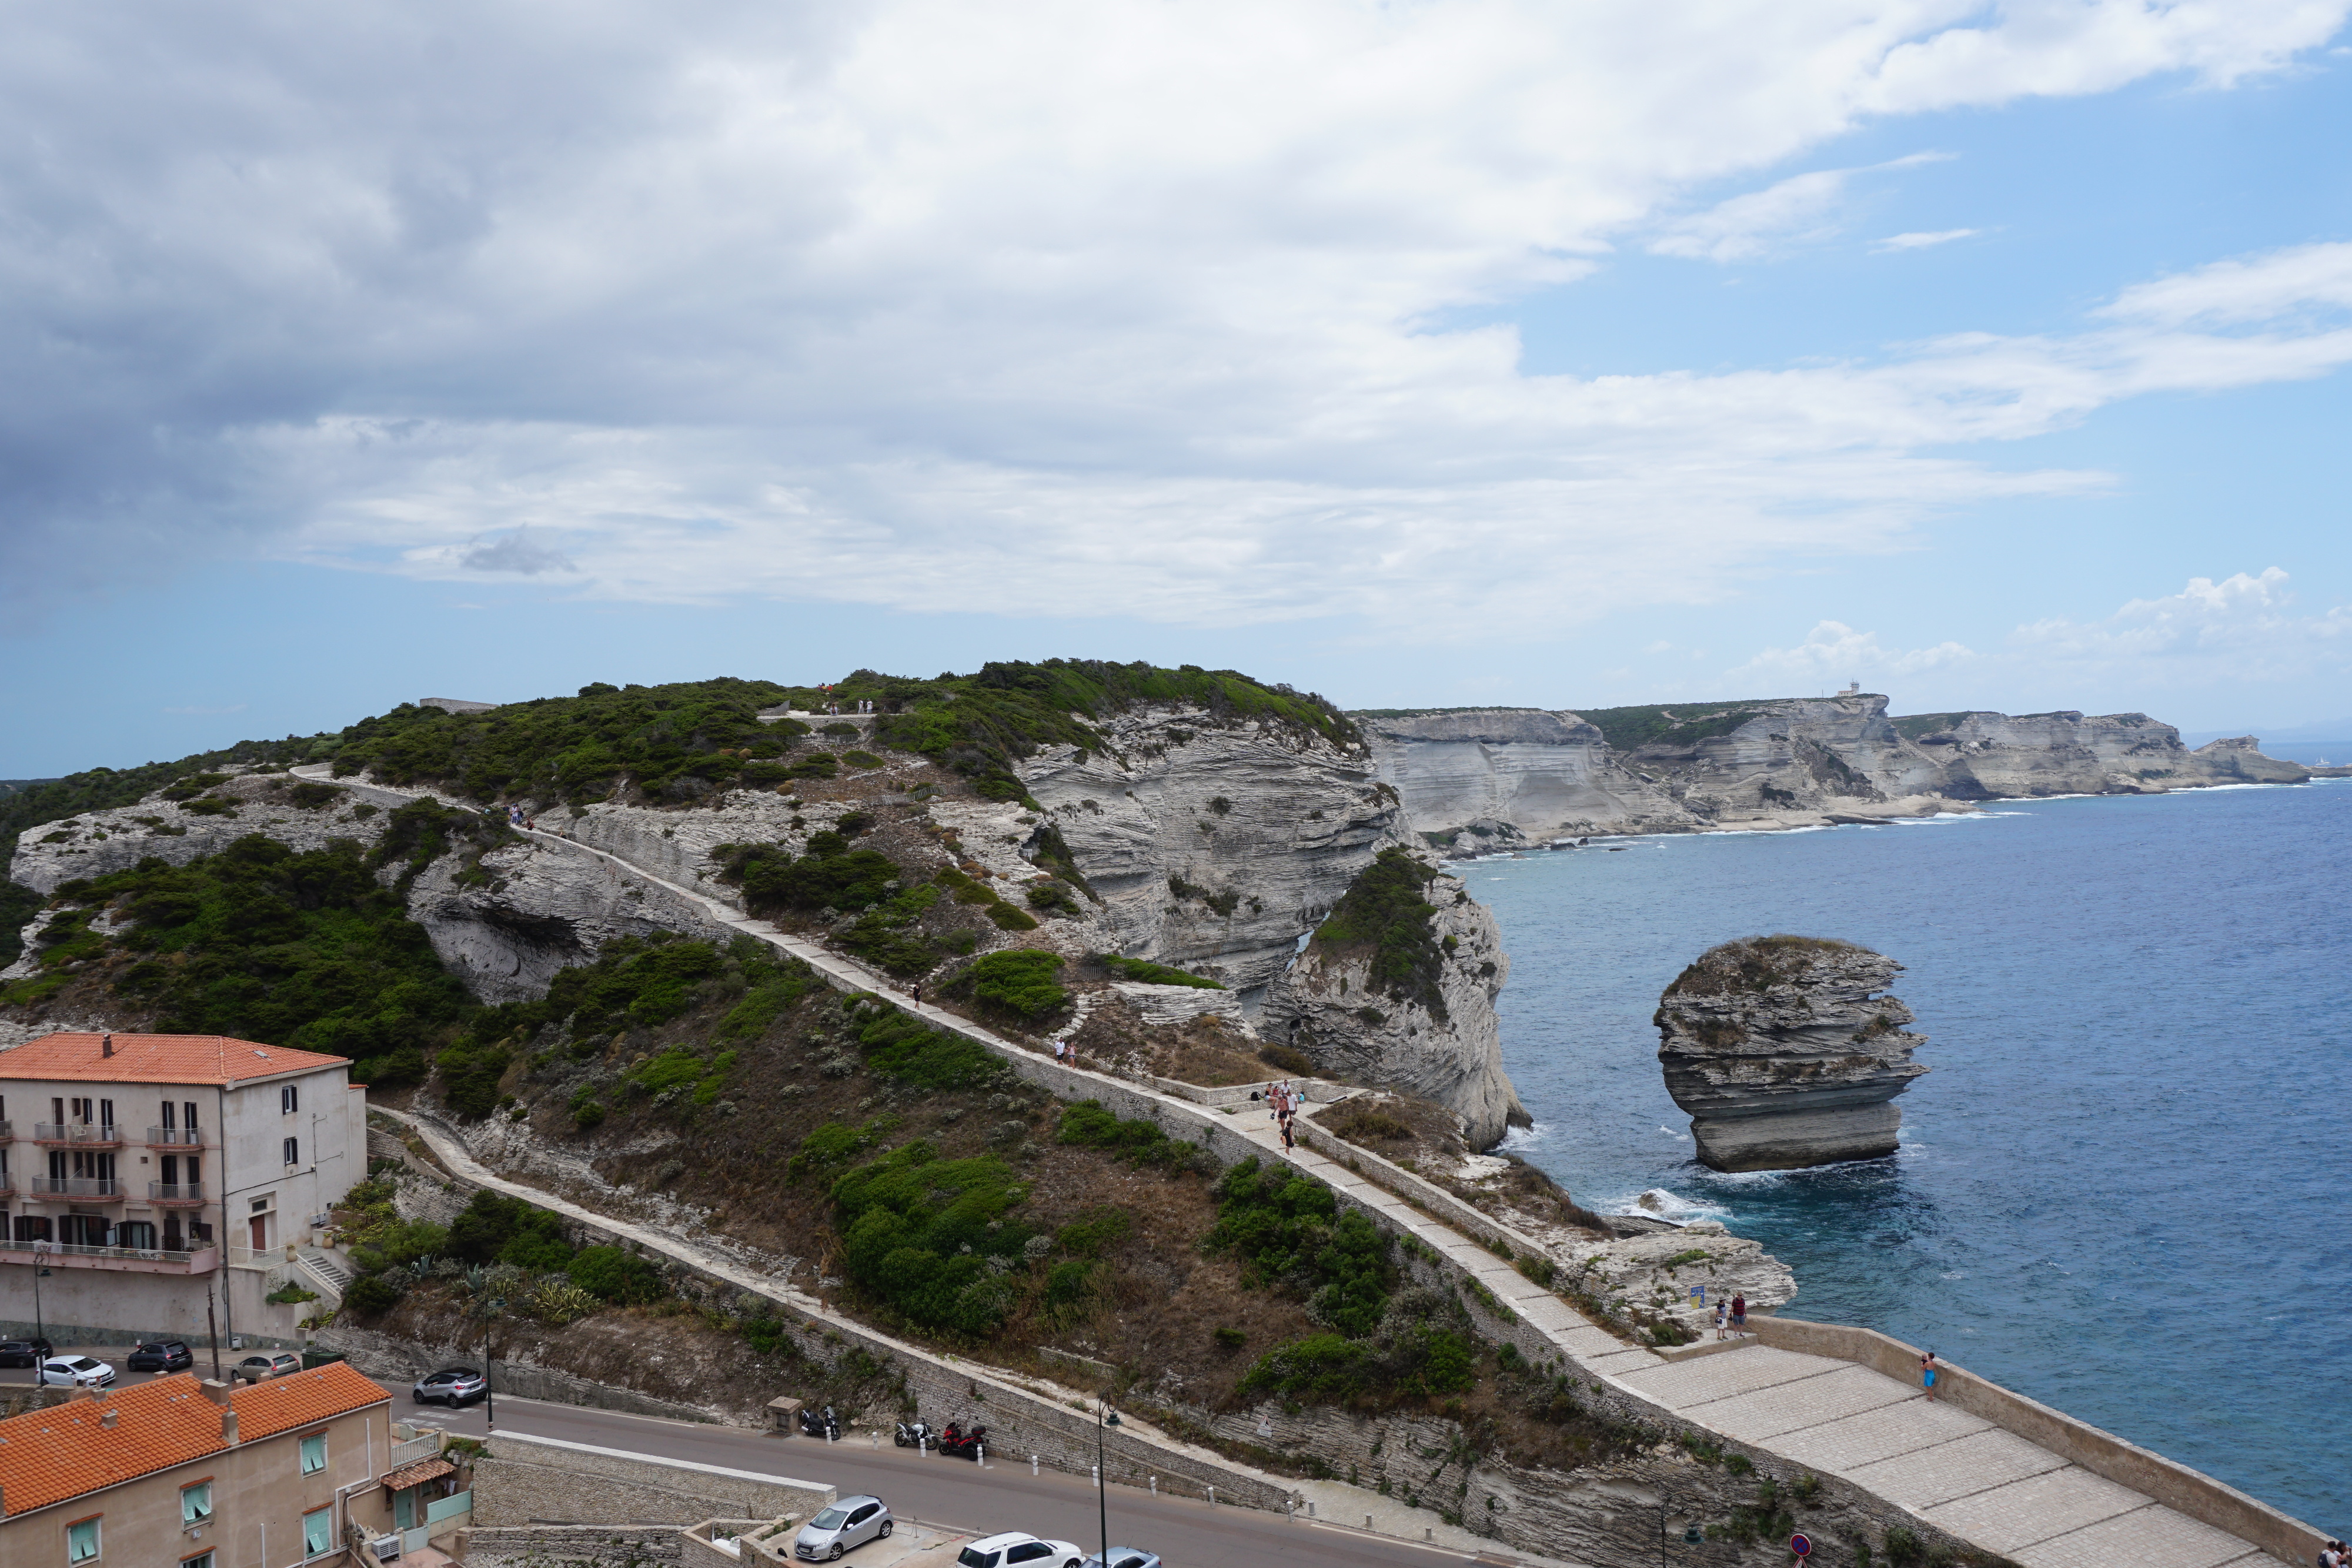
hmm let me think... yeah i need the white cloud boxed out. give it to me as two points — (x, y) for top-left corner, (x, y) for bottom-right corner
(1652, 154), (1947, 263)
(1726, 621), (1977, 687)
(1875, 228), (1980, 252)
(2010, 569), (2352, 683)
(0, 0), (2347, 638)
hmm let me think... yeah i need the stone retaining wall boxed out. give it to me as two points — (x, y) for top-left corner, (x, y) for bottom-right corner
(457, 1526), (684, 1568)
(472, 1432), (831, 1527)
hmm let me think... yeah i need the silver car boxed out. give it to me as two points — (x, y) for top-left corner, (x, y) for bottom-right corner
(1081, 1551), (1162, 1568)
(794, 1495), (893, 1560)
(39, 1355), (116, 1388)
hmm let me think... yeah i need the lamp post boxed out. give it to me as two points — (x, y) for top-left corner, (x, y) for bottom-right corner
(1096, 1400), (1121, 1567)
(1658, 1490), (1705, 1568)
(32, 1261), (52, 1379)
(470, 1282), (506, 1432)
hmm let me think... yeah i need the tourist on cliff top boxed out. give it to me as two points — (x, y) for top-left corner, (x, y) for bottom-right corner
(1922, 1350), (1940, 1402)
(1715, 1300), (1729, 1340)
(1730, 1295), (1747, 1334)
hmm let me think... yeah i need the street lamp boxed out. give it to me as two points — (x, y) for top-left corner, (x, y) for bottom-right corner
(1658, 1490), (1705, 1568)
(32, 1263), (52, 1380)
(475, 1292), (506, 1432)
(1096, 1400), (1122, 1568)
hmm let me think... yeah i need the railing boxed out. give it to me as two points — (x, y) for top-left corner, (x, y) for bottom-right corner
(0, 1118), (12, 1138)
(31, 1176), (123, 1197)
(0, 1174), (13, 1196)
(145, 1126), (205, 1147)
(0, 1238), (216, 1268)
(149, 1182), (207, 1204)
(386, 1433), (442, 1470)
(31, 1123), (122, 1147)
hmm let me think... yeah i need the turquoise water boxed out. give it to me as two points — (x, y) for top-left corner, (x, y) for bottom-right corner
(1474, 781), (2351, 1533)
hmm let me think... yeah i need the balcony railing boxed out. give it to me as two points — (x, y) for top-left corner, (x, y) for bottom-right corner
(0, 1237), (218, 1271)
(32, 1123), (122, 1148)
(30, 1176), (124, 1198)
(0, 1174), (13, 1196)
(149, 1182), (208, 1205)
(0, 1118), (12, 1138)
(145, 1126), (206, 1148)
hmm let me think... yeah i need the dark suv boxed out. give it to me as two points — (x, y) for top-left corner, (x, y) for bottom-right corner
(0, 1338), (55, 1369)
(128, 1340), (195, 1373)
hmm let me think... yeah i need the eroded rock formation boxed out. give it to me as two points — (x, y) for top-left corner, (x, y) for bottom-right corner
(1655, 936), (1927, 1172)
(1360, 709), (1698, 843)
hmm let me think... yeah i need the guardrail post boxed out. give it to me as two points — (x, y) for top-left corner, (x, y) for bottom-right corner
(1091, 1466), (1100, 1489)
(1149, 1477), (1156, 1499)
(1031, 1455), (1038, 1476)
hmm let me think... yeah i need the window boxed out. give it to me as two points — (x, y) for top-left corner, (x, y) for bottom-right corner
(181, 1482), (213, 1526)
(283, 1136), (300, 1166)
(182, 1554), (214, 1568)
(281, 1085), (299, 1115)
(302, 1507), (333, 1560)
(161, 1101), (176, 1129)
(184, 1101), (200, 1132)
(299, 1433), (327, 1474)
(66, 1518), (101, 1563)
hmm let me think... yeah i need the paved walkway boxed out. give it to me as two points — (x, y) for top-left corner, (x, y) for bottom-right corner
(302, 767), (2298, 1568)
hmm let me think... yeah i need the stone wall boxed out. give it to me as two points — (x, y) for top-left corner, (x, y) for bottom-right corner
(471, 1433), (832, 1527)
(457, 1526), (686, 1568)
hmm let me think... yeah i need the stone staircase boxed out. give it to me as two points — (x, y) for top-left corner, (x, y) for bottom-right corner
(296, 1246), (354, 1300)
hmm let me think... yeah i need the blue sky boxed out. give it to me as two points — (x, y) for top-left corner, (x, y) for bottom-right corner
(5, 3), (2352, 777)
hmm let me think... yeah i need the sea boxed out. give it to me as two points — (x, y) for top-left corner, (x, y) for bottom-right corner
(1469, 778), (2351, 1533)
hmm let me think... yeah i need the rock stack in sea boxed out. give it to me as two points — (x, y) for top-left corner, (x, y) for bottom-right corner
(1655, 936), (1928, 1172)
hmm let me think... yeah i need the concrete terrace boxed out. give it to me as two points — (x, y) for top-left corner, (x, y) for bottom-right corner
(292, 765), (2318, 1568)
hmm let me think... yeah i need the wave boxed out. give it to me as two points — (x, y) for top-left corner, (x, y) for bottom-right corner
(1609, 1185), (1740, 1225)
(1496, 1121), (1552, 1153)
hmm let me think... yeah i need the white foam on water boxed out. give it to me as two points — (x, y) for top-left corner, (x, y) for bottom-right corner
(1612, 1185), (1738, 1225)
(1497, 1121), (1551, 1153)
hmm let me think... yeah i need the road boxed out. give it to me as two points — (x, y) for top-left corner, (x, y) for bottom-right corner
(401, 1389), (1514, 1568)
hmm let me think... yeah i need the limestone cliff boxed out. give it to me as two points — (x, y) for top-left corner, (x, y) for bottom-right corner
(1358, 709), (1698, 847)
(1655, 936), (1927, 1172)
(1903, 710), (2312, 797)
(1262, 846), (1527, 1146)
(1602, 693), (1954, 829)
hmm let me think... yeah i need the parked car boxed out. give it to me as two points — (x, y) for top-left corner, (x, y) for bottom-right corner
(1080, 1552), (1161, 1568)
(793, 1495), (893, 1560)
(412, 1366), (489, 1406)
(0, 1338), (55, 1368)
(954, 1534), (1084, 1568)
(232, 1352), (303, 1383)
(128, 1340), (195, 1373)
(39, 1355), (117, 1388)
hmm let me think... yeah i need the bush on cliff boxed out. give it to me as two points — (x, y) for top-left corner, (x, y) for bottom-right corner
(830, 1141), (1034, 1335)
(1312, 847), (1450, 1021)
(948, 948), (1068, 1020)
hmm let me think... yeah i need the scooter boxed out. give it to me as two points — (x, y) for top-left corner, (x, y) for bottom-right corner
(894, 1419), (933, 1449)
(797, 1405), (841, 1440)
(938, 1422), (988, 1460)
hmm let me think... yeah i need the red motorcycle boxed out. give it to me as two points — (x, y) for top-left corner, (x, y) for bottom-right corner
(937, 1421), (989, 1460)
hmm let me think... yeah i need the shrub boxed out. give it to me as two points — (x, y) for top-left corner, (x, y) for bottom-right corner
(567, 1245), (667, 1305)
(1314, 848), (1450, 1020)
(285, 781), (343, 809)
(985, 902), (1040, 931)
(1095, 953), (1223, 989)
(830, 1142), (1033, 1335)
(851, 1004), (1003, 1089)
(339, 1276), (405, 1317)
(841, 750), (884, 768)
(961, 949), (1067, 1018)
(572, 1099), (607, 1130)
(447, 1191), (573, 1268)
(1025, 880), (1081, 917)
(1058, 1101), (1176, 1165)
(1258, 1041), (1313, 1074)
(722, 836), (897, 914)
(1213, 1325), (1248, 1349)
(528, 1279), (602, 1325)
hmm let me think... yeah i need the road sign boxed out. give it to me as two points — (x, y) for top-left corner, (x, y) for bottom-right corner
(1790, 1533), (1813, 1557)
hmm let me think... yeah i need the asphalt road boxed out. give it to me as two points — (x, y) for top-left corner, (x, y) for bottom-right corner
(402, 1391), (1505, 1568)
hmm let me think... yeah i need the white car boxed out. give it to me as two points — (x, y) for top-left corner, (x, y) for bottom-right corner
(39, 1355), (116, 1388)
(955, 1534), (1084, 1568)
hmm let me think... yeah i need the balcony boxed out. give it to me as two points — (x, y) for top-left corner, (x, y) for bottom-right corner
(0, 1173), (13, 1196)
(30, 1176), (124, 1199)
(145, 1126), (206, 1148)
(32, 1123), (122, 1149)
(0, 1238), (219, 1274)
(0, 1118), (12, 1138)
(149, 1181), (208, 1206)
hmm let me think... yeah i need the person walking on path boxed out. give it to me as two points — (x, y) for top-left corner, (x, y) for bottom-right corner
(1730, 1295), (1747, 1335)
(1714, 1300), (1729, 1340)
(910, 982), (922, 1009)
(1920, 1350), (1939, 1402)
(1281, 1116), (1297, 1154)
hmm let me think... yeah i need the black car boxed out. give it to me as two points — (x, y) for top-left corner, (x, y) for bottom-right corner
(0, 1338), (55, 1368)
(128, 1340), (194, 1373)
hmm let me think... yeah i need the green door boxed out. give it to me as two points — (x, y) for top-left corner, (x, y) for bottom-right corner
(394, 1488), (415, 1530)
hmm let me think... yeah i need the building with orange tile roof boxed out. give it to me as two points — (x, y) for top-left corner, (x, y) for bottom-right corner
(0, 1363), (415, 1568)
(1, 1031), (368, 1356)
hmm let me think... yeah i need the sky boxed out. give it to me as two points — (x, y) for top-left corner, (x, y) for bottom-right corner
(6, 1), (2352, 778)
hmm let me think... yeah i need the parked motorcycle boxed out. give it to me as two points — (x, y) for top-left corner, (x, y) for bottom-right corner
(938, 1422), (988, 1460)
(894, 1419), (934, 1449)
(797, 1404), (841, 1440)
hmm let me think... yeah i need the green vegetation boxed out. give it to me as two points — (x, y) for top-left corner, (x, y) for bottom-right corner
(1312, 847), (1449, 1020)
(717, 833), (898, 916)
(1662, 934), (1860, 999)
(1208, 1156), (1391, 1336)
(1889, 711), (1988, 741)
(1, 835), (478, 1083)
(1095, 953), (1224, 989)
(330, 677), (797, 803)
(844, 996), (1006, 1089)
(447, 1190), (575, 1269)
(339, 1276), (404, 1316)
(831, 1141), (1034, 1335)
(1570, 700), (1781, 752)
(1056, 1100), (1187, 1166)
(953, 948), (1068, 1020)
(566, 1245), (667, 1304)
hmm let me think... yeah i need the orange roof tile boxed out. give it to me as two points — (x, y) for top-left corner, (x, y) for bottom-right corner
(0, 1031), (350, 1086)
(232, 1362), (391, 1442)
(0, 1366), (392, 1517)
(0, 1376), (224, 1516)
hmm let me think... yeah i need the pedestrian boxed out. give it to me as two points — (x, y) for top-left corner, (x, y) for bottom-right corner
(1920, 1350), (1939, 1402)
(1281, 1117), (1296, 1154)
(1714, 1300), (1728, 1340)
(1730, 1294), (1747, 1335)
(910, 982), (922, 1008)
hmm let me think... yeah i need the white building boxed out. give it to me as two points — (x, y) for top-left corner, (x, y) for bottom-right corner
(0, 1031), (369, 1350)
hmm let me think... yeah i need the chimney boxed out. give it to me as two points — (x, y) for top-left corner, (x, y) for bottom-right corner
(221, 1407), (239, 1445)
(199, 1378), (233, 1406)
(101, 1409), (117, 1429)
(101, 1032), (113, 1058)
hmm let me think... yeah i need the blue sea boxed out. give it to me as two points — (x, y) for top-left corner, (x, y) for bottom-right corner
(1473, 780), (2351, 1533)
